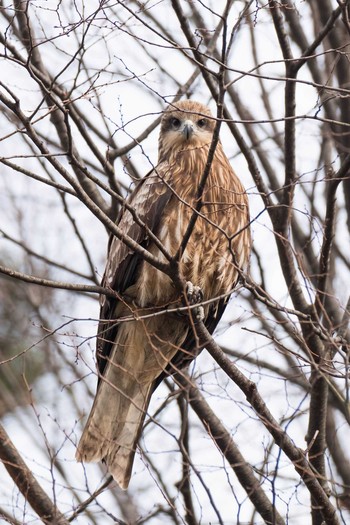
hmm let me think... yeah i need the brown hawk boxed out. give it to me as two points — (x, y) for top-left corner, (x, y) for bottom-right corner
(76, 100), (251, 489)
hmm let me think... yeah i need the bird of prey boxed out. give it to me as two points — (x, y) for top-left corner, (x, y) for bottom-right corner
(76, 100), (251, 489)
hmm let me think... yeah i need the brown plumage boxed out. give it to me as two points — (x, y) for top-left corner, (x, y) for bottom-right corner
(76, 100), (251, 489)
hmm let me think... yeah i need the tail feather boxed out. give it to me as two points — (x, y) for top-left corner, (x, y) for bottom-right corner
(105, 387), (152, 489)
(76, 372), (152, 489)
(76, 316), (186, 488)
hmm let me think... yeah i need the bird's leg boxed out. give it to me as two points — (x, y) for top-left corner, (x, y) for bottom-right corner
(185, 281), (204, 322)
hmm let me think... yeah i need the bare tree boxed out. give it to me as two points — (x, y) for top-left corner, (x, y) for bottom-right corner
(0, 1), (349, 524)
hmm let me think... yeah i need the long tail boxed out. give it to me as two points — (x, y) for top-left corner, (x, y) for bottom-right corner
(76, 313), (184, 488)
(76, 365), (152, 490)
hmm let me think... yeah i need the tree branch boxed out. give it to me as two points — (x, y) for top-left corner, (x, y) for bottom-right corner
(175, 373), (286, 525)
(0, 423), (70, 525)
(194, 321), (340, 525)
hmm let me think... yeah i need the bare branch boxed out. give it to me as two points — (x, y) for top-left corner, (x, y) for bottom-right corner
(175, 373), (286, 525)
(0, 423), (70, 525)
(194, 320), (340, 525)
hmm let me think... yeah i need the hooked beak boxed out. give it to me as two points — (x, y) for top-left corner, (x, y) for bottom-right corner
(182, 121), (194, 140)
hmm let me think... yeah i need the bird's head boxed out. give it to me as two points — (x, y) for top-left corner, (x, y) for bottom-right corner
(158, 100), (215, 162)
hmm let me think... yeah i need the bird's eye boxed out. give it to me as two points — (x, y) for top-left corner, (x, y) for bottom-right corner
(197, 118), (207, 128)
(170, 117), (181, 129)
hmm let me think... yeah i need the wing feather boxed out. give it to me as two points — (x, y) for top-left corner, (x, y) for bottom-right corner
(97, 168), (173, 377)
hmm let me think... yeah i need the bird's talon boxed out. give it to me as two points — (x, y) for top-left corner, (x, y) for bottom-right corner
(193, 305), (204, 323)
(185, 281), (203, 305)
(186, 281), (194, 299)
